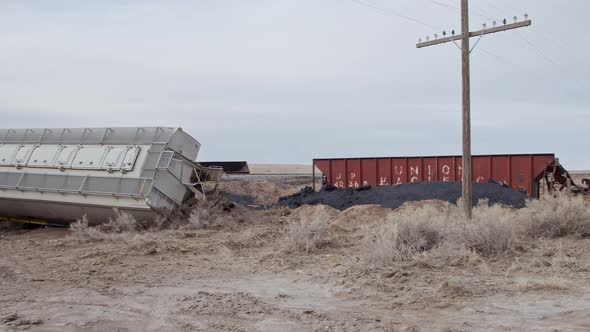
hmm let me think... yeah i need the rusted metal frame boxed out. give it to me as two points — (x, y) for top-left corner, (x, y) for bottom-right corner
(435, 157), (439, 181)
(508, 155), (512, 188)
(529, 155), (535, 197)
(345, 160), (349, 187)
(312, 160), (316, 191)
(389, 158), (394, 186)
(420, 158), (424, 182)
(359, 159), (363, 187)
(404, 158), (409, 183)
(375, 159), (380, 186)
(488, 156), (492, 183)
(312, 153), (556, 162)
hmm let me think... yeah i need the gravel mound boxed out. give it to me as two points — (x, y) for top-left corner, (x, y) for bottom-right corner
(278, 182), (526, 210)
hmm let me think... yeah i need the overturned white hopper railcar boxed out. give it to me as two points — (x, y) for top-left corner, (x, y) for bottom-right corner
(0, 127), (218, 225)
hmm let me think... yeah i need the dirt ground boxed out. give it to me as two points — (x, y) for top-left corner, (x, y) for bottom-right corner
(1, 177), (590, 331)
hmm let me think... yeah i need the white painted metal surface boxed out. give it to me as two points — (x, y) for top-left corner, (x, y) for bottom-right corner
(0, 127), (215, 225)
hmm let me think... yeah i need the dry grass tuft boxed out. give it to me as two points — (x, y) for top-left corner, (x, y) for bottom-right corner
(548, 242), (581, 271)
(457, 205), (516, 256)
(69, 195), (244, 241)
(68, 214), (90, 233)
(522, 195), (590, 238)
(69, 215), (114, 241)
(284, 207), (331, 254)
(186, 209), (217, 230)
(365, 201), (520, 265)
(444, 245), (482, 267)
(438, 281), (471, 298)
(102, 209), (143, 233)
(366, 206), (446, 264)
(69, 212), (146, 241)
(169, 196), (242, 230)
(515, 277), (571, 292)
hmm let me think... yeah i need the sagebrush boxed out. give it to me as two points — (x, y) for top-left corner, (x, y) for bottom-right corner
(522, 195), (590, 238)
(365, 200), (522, 265)
(185, 208), (225, 230)
(68, 194), (244, 241)
(284, 208), (331, 254)
(457, 204), (515, 256)
(366, 206), (446, 263)
(69, 210), (144, 241)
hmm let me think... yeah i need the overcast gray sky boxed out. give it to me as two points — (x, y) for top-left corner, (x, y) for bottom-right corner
(1, 1), (588, 168)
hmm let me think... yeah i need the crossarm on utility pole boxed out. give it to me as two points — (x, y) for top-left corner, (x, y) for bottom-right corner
(416, 20), (531, 48)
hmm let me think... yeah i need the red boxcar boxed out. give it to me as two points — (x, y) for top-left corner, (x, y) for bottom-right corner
(313, 154), (558, 198)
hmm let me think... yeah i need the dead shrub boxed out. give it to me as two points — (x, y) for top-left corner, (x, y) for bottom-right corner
(438, 281), (472, 298)
(68, 214), (90, 233)
(366, 206), (446, 264)
(167, 195), (242, 230)
(101, 209), (143, 233)
(456, 205), (516, 256)
(284, 207), (331, 254)
(69, 209), (150, 241)
(187, 210), (210, 229)
(522, 195), (590, 238)
(69, 215), (112, 241)
(434, 244), (482, 267)
(547, 242), (581, 271)
(184, 208), (224, 230)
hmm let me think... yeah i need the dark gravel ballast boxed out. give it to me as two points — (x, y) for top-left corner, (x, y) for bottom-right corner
(278, 181), (526, 210)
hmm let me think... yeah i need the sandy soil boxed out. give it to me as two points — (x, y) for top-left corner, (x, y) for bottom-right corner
(1, 179), (590, 331)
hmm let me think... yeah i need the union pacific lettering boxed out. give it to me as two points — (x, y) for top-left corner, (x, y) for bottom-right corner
(334, 164), (487, 188)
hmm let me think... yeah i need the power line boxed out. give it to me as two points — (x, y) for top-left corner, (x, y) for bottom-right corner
(351, 0), (555, 68)
(483, 0), (523, 17)
(448, 0), (562, 64)
(517, 31), (558, 65)
(480, 0), (510, 16)
(350, 0), (438, 30)
(427, 0), (495, 20)
(429, 0), (457, 10)
(356, 0), (532, 68)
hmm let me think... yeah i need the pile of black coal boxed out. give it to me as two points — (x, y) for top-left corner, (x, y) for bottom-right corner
(278, 181), (526, 210)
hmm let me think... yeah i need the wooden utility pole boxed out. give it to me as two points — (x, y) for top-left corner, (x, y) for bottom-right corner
(460, 0), (472, 219)
(416, 2), (531, 218)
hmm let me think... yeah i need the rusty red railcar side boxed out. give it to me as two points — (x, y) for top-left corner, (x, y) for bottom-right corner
(313, 154), (557, 198)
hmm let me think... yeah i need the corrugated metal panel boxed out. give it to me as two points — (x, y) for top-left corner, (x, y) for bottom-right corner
(361, 159), (377, 186)
(314, 154), (557, 197)
(377, 159), (391, 186)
